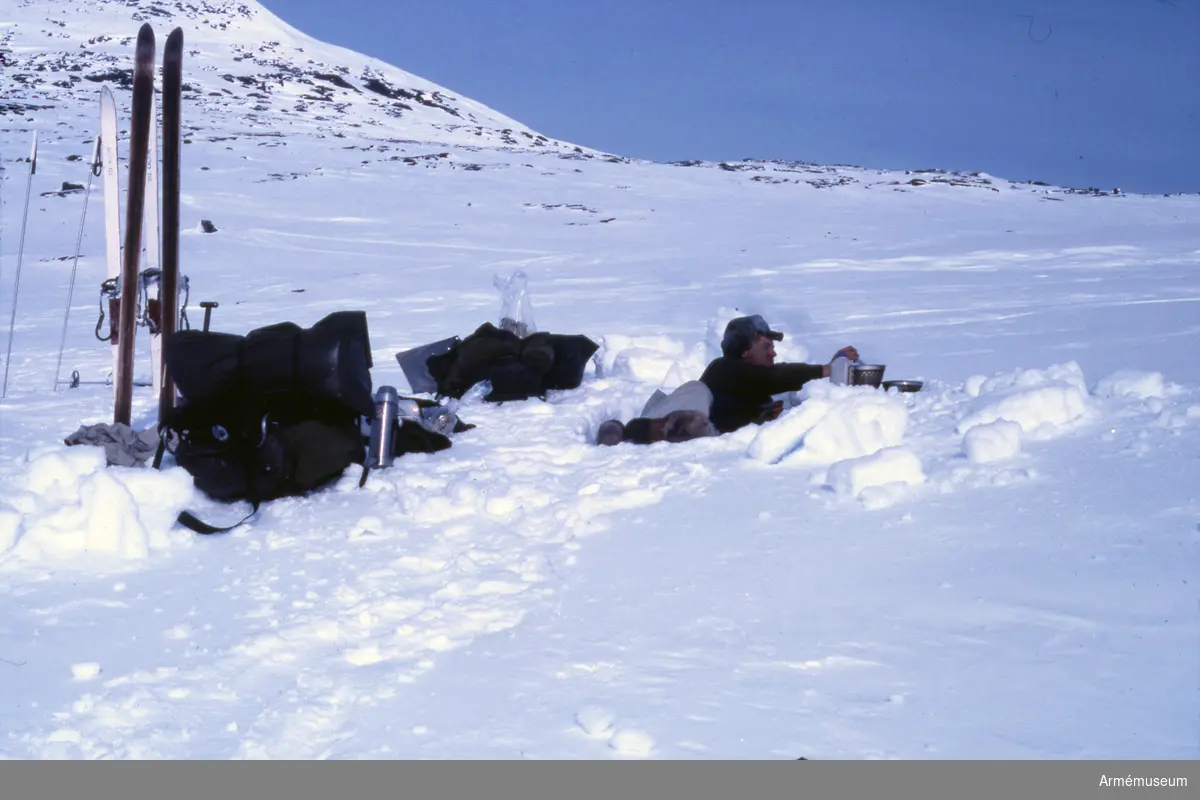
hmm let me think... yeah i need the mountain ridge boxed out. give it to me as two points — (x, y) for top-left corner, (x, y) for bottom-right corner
(0, 0), (595, 155)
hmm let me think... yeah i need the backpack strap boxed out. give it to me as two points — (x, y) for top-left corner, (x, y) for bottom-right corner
(176, 499), (261, 535)
(152, 435), (166, 470)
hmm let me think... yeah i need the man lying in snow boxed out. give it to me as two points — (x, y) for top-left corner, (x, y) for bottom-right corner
(596, 315), (858, 446)
(703, 315), (859, 434)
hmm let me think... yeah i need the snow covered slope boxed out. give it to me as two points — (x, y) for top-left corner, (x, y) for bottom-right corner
(0, 0), (1197, 762)
(0, 0), (587, 151)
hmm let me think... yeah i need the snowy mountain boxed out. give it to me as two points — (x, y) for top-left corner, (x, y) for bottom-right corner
(0, 0), (590, 153)
(0, 0), (1198, 762)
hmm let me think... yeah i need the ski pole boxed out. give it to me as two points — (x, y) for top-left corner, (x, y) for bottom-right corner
(200, 300), (218, 332)
(2, 130), (38, 399)
(1, 146), (5, 300)
(53, 136), (101, 391)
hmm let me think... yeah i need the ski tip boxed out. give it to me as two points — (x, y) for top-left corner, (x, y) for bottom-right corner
(167, 27), (184, 46)
(136, 23), (157, 68)
(137, 22), (155, 48)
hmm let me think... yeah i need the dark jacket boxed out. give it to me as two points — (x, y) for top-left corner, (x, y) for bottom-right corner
(699, 357), (825, 433)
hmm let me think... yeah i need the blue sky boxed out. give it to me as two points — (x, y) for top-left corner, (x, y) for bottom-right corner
(260, 0), (1198, 194)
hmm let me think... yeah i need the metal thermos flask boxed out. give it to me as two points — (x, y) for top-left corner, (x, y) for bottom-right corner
(367, 385), (400, 469)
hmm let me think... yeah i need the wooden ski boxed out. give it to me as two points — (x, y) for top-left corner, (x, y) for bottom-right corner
(114, 23), (155, 426)
(145, 88), (163, 398)
(159, 26), (184, 423)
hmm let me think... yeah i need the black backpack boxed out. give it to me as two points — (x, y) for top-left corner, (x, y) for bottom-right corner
(423, 322), (599, 402)
(157, 311), (374, 533)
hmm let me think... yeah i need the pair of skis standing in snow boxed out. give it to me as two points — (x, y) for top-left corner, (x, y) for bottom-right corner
(101, 23), (187, 428)
(1, 24), (189, 424)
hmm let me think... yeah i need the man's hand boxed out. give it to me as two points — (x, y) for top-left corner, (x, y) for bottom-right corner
(757, 399), (785, 423)
(831, 345), (859, 363)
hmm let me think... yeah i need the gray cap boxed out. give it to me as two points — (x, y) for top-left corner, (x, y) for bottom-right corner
(721, 314), (783, 357)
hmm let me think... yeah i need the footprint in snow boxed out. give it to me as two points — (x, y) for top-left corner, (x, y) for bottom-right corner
(574, 705), (616, 739)
(574, 706), (655, 757)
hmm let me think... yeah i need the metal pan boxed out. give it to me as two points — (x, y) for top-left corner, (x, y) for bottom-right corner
(882, 380), (924, 393)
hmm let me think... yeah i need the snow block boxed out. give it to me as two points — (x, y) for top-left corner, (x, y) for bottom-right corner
(962, 419), (1023, 464)
(2, 449), (195, 565)
(957, 362), (1091, 439)
(1092, 370), (1168, 400)
(826, 446), (926, 499)
(749, 382), (909, 465)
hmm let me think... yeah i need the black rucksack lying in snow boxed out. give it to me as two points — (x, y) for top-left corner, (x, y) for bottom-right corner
(157, 310), (375, 534)
(419, 322), (600, 402)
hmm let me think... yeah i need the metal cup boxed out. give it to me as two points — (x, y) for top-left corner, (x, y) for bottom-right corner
(421, 398), (459, 435)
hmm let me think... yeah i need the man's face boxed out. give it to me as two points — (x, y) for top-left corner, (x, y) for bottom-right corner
(742, 334), (776, 366)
